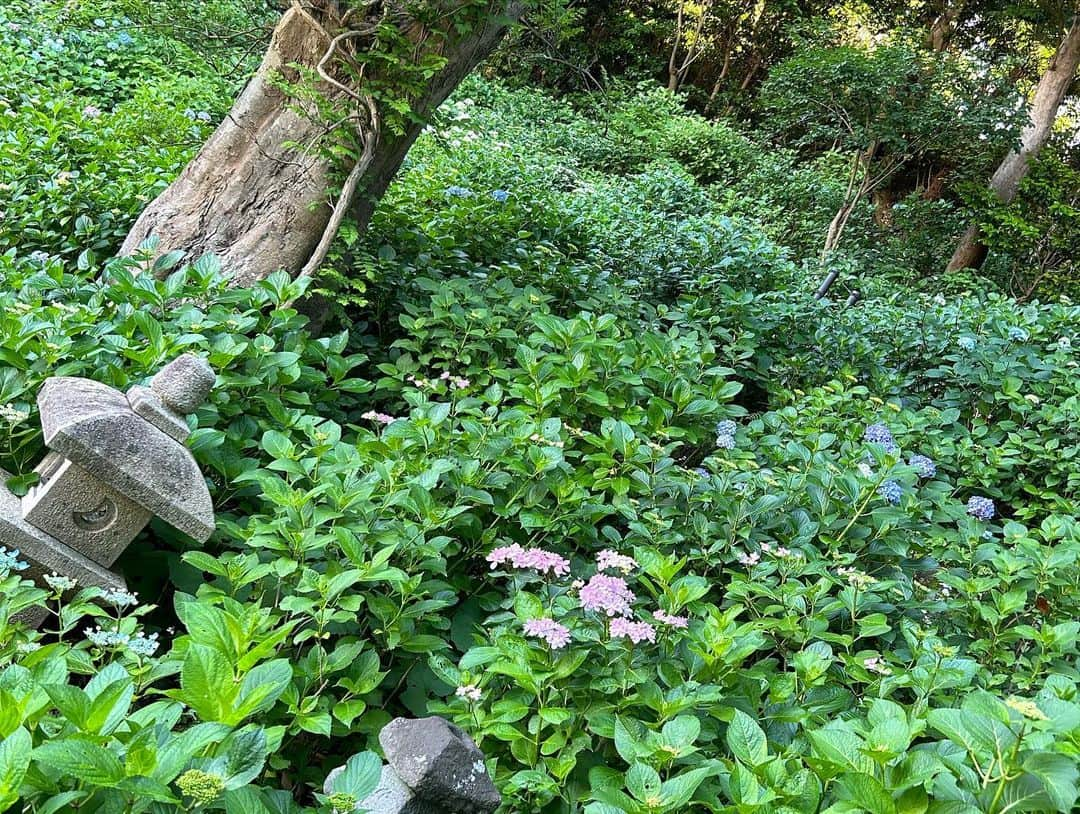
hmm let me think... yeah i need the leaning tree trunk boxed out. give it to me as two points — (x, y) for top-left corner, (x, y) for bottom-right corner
(122, 1), (520, 286)
(946, 16), (1080, 272)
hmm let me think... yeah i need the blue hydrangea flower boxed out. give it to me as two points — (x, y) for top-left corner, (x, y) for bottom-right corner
(716, 420), (737, 437)
(0, 546), (28, 573)
(909, 454), (936, 479)
(878, 480), (903, 505)
(716, 433), (735, 450)
(127, 632), (159, 658)
(863, 423), (898, 453)
(957, 336), (976, 352)
(966, 495), (995, 521)
(116, 31), (134, 45)
(445, 185), (472, 198)
(1008, 326), (1029, 342)
(491, 189), (509, 202)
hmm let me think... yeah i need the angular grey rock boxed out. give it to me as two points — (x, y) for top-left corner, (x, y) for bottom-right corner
(150, 353), (215, 415)
(380, 717), (501, 813)
(36, 376), (214, 542)
(325, 764), (442, 814)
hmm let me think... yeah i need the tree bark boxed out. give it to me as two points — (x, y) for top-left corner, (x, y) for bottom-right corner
(926, 1), (963, 52)
(122, 1), (520, 286)
(946, 16), (1080, 272)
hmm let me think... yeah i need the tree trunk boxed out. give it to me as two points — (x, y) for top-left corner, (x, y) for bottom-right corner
(947, 16), (1080, 272)
(926, 1), (963, 52)
(122, 2), (520, 286)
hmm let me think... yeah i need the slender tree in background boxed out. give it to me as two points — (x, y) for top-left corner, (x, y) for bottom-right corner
(667, 0), (717, 91)
(947, 12), (1080, 271)
(122, 1), (522, 286)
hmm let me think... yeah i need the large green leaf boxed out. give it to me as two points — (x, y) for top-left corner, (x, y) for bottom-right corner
(34, 740), (125, 787)
(0, 728), (31, 811)
(726, 709), (768, 767)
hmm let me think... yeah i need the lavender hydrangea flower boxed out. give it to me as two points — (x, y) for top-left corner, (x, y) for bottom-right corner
(864, 423), (898, 454)
(610, 617), (656, 644)
(878, 480), (903, 505)
(652, 610), (689, 629)
(596, 550), (637, 574)
(909, 454), (936, 479)
(579, 573), (635, 617)
(486, 544), (570, 577)
(966, 495), (995, 521)
(523, 618), (571, 649)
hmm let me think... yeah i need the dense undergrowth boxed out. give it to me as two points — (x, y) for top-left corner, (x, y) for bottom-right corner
(1, 3), (1079, 814)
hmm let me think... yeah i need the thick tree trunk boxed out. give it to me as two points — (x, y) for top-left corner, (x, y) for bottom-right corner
(947, 17), (1080, 272)
(122, 2), (520, 286)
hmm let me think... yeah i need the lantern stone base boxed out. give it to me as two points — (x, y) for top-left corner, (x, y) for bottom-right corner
(0, 468), (127, 596)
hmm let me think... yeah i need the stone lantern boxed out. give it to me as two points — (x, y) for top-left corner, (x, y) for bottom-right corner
(0, 355), (216, 598)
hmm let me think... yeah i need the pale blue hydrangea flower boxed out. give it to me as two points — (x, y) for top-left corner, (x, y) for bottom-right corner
(1007, 327), (1029, 342)
(715, 433), (735, 450)
(716, 420), (737, 437)
(0, 547), (28, 573)
(957, 336), (976, 352)
(128, 632), (159, 658)
(491, 189), (509, 202)
(85, 627), (129, 648)
(445, 185), (472, 198)
(101, 588), (138, 608)
(44, 573), (76, 592)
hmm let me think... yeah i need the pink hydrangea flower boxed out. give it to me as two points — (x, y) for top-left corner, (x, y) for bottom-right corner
(486, 544), (525, 568)
(455, 684), (482, 702)
(361, 410), (396, 425)
(596, 549), (637, 574)
(610, 617), (656, 644)
(736, 550), (760, 567)
(485, 545), (570, 577)
(523, 618), (571, 649)
(579, 573), (635, 617)
(863, 656), (892, 676)
(653, 610), (689, 629)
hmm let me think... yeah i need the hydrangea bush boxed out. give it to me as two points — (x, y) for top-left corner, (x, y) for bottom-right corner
(0, 5), (1079, 810)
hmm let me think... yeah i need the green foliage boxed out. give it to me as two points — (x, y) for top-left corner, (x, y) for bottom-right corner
(3, 3), (1080, 814)
(0, 2), (235, 265)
